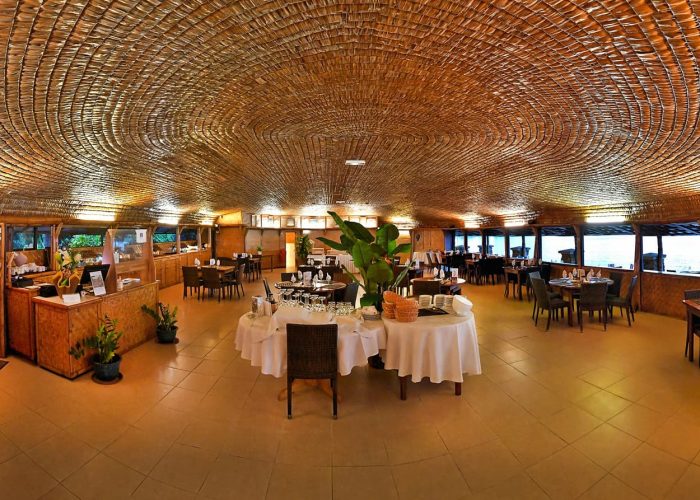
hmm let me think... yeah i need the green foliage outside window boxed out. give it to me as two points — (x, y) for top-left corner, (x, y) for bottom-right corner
(59, 234), (103, 248)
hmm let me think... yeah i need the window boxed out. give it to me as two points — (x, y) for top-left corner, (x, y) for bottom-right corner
(484, 229), (505, 256)
(12, 227), (36, 250)
(466, 231), (481, 253)
(58, 227), (106, 249)
(642, 223), (700, 274)
(454, 230), (465, 251)
(507, 228), (535, 259)
(542, 226), (577, 264)
(180, 227), (198, 247)
(153, 226), (177, 255)
(583, 224), (635, 269)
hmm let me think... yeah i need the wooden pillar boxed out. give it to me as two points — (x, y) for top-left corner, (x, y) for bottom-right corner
(574, 225), (583, 266)
(633, 224), (642, 310)
(481, 231), (487, 257)
(0, 223), (6, 358)
(533, 227), (542, 261)
(504, 230), (510, 260)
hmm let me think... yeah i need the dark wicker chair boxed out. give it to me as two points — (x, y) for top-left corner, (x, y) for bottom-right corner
(577, 282), (609, 332)
(683, 289), (700, 362)
(263, 278), (272, 299)
(321, 266), (340, 280)
(343, 282), (360, 306)
(182, 266), (202, 299)
(412, 279), (441, 297)
(280, 272), (294, 282)
(531, 277), (569, 331)
(607, 272), (624, 300)
(608, 275), (638, 326)
(201, 267), (226, 302)
(286, 323), (338, 419)
(298, 265), (316, 276)
(223, 264), (245, 298)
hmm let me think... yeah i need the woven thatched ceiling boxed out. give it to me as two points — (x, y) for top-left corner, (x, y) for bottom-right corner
(1, 1), (699, 225)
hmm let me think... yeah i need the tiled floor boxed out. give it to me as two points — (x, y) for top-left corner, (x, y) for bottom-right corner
(1, 273), (700, 499)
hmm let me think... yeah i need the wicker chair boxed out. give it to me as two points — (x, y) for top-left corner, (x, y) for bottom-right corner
(263, 278), (272, 299)
(201, 267), (226, 302)
(343, 282), (360, 306)
(286, 323), (338, 419)
(223, 264), (245, 298)
(412, 279), (441, 297)
(321, 266), (340, 280)
(608, 275), (638, 326)
(181, 266), (202, 299)
(607, 272), (624, 300)
(531, 277), (569, 331)
(683, 289), (700, 362)
(280, 272), (294, 282)
(577, 282), (609, 332)
(298, 265), (316, 276)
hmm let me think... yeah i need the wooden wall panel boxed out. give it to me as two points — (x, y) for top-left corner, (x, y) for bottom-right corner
(6, 287), (38, 360)
(101, 282), (158, 350)
(640, 272), (700, 319)
(216, 226), (246, 258)
(412, 229), (445, 252)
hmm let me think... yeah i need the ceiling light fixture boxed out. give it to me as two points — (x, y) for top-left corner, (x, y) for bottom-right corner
(335, 200), (346, 204)
(586, 214), (626, 223)
(505, 220), (527, 227)
(158, 216), (179, 225)
(345, 159), (365, 167)
(76, 210), (116, 222)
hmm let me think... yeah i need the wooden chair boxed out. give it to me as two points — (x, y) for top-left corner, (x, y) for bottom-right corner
(412, 279), (441, 297)
(280, 272), (294, 282)
(343, 282), (360, 307)
(201, 267), (226, 302)
(608, 275), (638, 326)
(683, 289), (700, 362)
(577, 282), (609, 332)
(531, 277), (569, 331)
(181, 266), (202, 299)
(607, 271), (624, 300)
(321, 266), (340, 280)
(298, 265), (316, 276)
(286, 324), (338, 419)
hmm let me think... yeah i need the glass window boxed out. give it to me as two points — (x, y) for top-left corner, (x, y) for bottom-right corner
(466, 232), (481, 253)
(454, 231), (465, 251)
(58, 227), (106, 249)
(12, 227), (36, 250)
(542, 226), (577, 264)
(484, 230), (505, 256)
(36, 227), (51, 250)
(583, 225), (635, 269)
(180, 227), (198, 252)
(507, 229), (535, 259)
(642, 223), (700, 274)
(153, 226), (177, 255)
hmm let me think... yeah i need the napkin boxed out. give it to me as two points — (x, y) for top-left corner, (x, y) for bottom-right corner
(216, 259), (221, 266)
(562, 270), (568, 278)
(291, 274), (297, 282)
(596, 270), (602, 278)
(297, 270), (303, 280)
(209, 258), (215, 265)
(194, 258), (200, 266)
(439, 268), (445, 279)
(452, 295), (473, 316)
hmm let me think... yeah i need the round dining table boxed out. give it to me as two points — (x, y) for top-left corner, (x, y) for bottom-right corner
(548, 277), (614, 326)
(411, 277), (465, 295)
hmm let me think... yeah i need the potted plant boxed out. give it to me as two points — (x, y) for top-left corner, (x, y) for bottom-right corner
(68, 315), (123, 382)
(318, 212), (413, 307)
(52, 248), (82, 296)
(296, 234), (313, 263)
(256, 244), (263, 255)
(141, 302), (179, 343)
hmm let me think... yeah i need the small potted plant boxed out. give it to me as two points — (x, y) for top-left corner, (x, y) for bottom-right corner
(69, 315), (123, 383)
(141, 302), (178, 343)
(296, 234), (312, 263)
(52, 248), (82, 296)
(256, 244), (263, 255)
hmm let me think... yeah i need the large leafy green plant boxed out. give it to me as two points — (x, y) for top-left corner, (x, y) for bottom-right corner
(69, 316), (123, 364)
(296, 234), (312, 261)
(318, 212), (413, 306)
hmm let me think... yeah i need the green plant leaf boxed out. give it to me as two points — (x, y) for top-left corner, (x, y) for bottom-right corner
(328, 211), (356, 243)
(345, 221), (374, 242)
(351, 240), (374, 269)
(317, 237), (345, 252)
(370, 243), (387, 257)
(340, 235), (355, 252)
(391, 243), (413, 256)
(360, 293), (380, 307)
(367, 260), (394, 285)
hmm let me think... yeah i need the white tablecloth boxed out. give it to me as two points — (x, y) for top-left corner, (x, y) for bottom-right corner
(382, 313), (481, 383)
(235, 307), (385, 377)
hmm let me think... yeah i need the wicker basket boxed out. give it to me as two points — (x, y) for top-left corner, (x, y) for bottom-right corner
(382, 302), (396, 319)
(395, 299), (419, 322)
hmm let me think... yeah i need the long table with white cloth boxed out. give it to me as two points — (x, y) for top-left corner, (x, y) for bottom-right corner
(235, 304), (481, 397)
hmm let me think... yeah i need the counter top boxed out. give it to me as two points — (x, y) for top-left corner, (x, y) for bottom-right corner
(33, 294), (102, 309)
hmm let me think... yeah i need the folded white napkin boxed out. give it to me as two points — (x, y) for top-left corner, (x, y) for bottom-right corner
(452, 295), (473, 316)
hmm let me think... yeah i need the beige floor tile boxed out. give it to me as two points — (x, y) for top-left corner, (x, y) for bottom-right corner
(200, 454), (273, 500)
(131, 477), (197, 500)
(332, 428), (389, 466)
(647, 415), (700, 461)
(103, 426), (172, 474)
(391, 455), (469, 500)
(266, 463), (332, 500)
(63, 454), (144, 500)
(576, 390), (632, 421)
(384, 425), (447, 464)
(607, 376), (658, 402)
(579, 367), (626, 389)
(612, 443), (688, 498)
(26, 430), (98, 481)
(133, 405), (193, 442)
(471, 473), (548, 499)
(666, 464), (700, 500)
(573, 423), (641, 470)
(484, 363), (525, 383)
(541, 405), (603, 443)
(0, 453), (57, 500)
(178, 345), (213, 359)
(150, 443), (217, 492)
(496, 422), (566, 467)
(167, 356), (203, 371)
(437, 413), (498, 453)
(0, 411), (59, 450)
(608, 404), (668, 440)
(578, 474), (646, 499)
(158, 387), (205, 412)
(276, 427), (333, 466)
(193, 359), (231, 377)
(453, 440), (522, 492)
(39, 485), (79, 499)
(223, 422), (282, 462)
(494, 348), (530, 364)
(527, 446), (606, 499)
(332, 465), (398, 500)
(176, 419), (233, 453)
(64, 411), (129, 450)
(0, 431), (21, 463)
(176, 372), (219, 393)
(154, 366), (190, 386)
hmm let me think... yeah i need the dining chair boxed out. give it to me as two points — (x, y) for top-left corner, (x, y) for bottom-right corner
(263, 278), (273, 299)
(683, 289), (700, 361)
(342, 282), (360, 307)
(224, 264), (245, 299)
(280, 272), (294, 282)
(286, 323), (338, 419)
(181, 266), (202, 300)
(201, 267), (226, 302)
(412, 280), (441, 297)
(608, 275), (638, 326)
(324, 256), (337, 266)
(321, 266), (340, 280)
(298, 265), (316, 276)
(577, 282), (609, 332)
(607, 272), (624, 300)
(531, 277), (569, 332)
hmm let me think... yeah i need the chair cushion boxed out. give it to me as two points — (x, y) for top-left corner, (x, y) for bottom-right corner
(550, 298), (568, 308)
(607, 297), (627, 307)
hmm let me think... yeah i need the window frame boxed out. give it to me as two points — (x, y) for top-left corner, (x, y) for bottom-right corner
(641, 222), (700, 276)
(582, 224), (635, 270)
(540, 226), (577, 265)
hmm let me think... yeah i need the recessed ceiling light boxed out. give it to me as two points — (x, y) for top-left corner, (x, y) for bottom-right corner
(158, 216), (179, 225)
(586, 214), (626, 223)
(335, 200), (346, 204)
(345, 159), (365, 167)
(76, 210), (116, 222)
(505, 220), (527, 227)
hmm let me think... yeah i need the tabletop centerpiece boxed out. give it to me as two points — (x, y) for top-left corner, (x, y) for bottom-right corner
(52, 248), (82, 296)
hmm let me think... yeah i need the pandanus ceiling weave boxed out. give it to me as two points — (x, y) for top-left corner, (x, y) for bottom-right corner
(0, 1), (699, 224)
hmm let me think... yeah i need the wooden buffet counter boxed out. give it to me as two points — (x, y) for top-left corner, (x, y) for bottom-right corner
(32, 281), (158, 379)
(154, 249), (211, 289)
